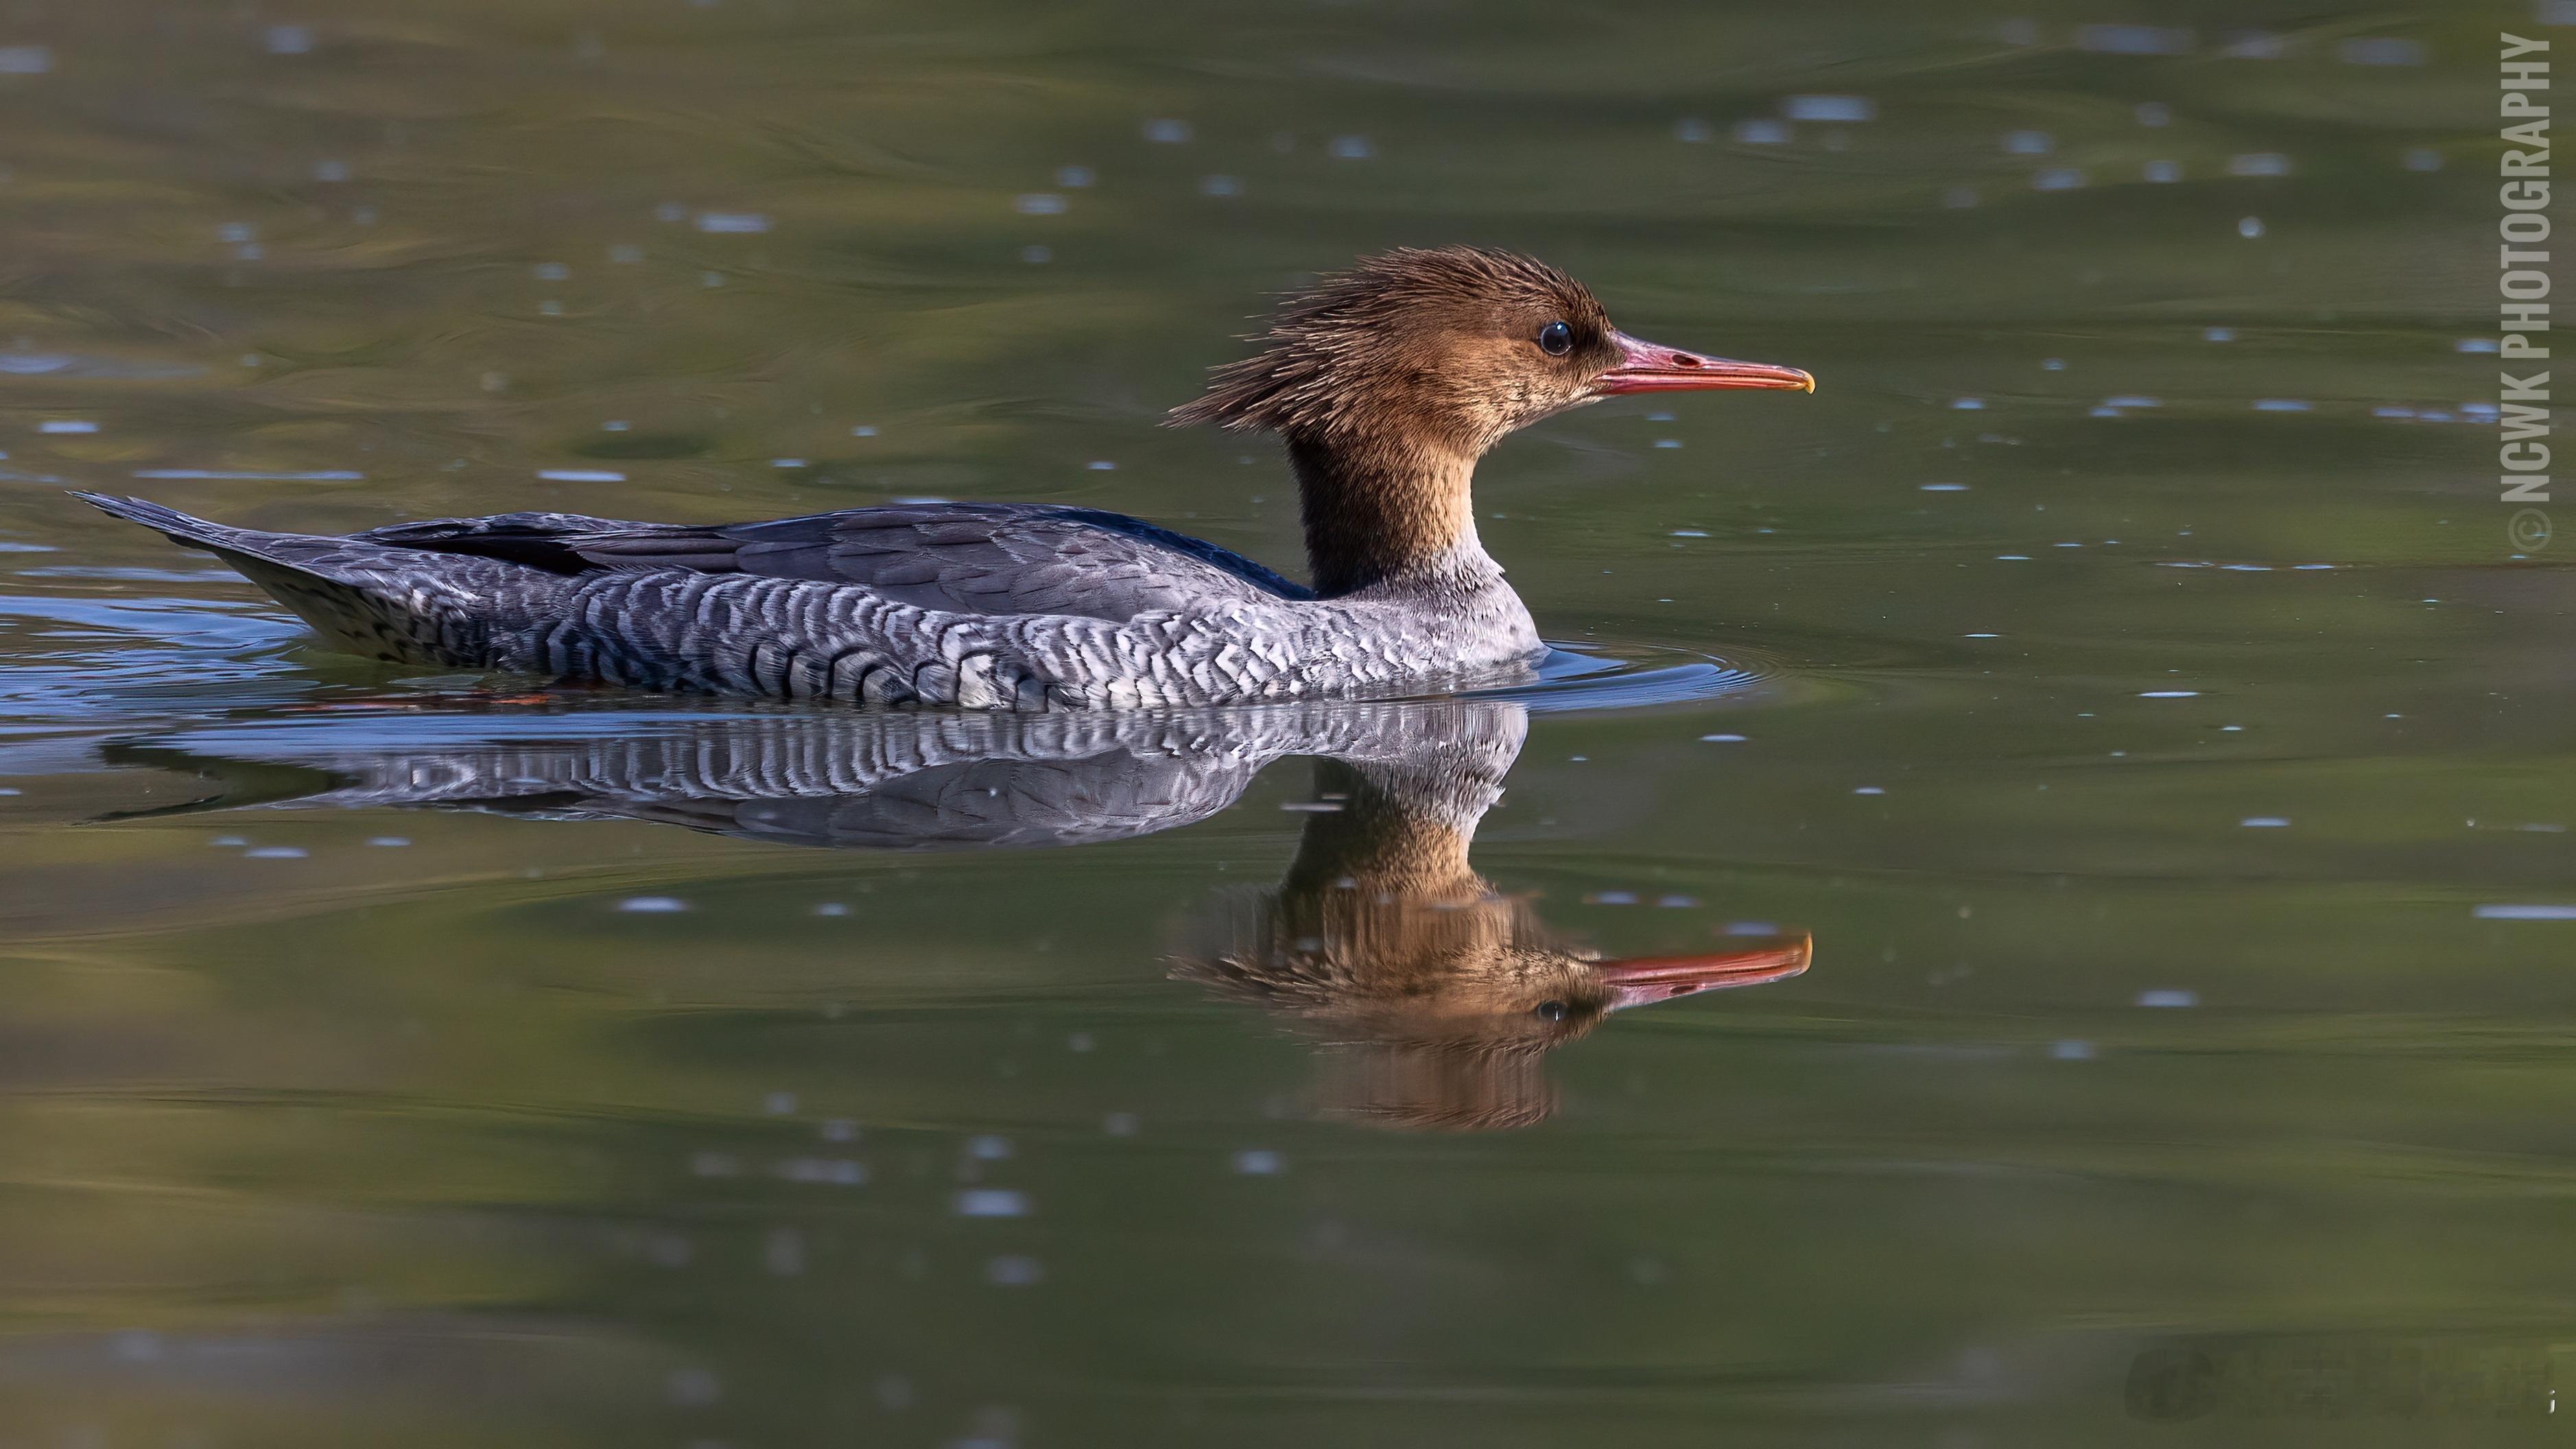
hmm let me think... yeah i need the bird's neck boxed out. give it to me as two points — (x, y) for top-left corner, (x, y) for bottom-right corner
(1289, 434), (1493, 598)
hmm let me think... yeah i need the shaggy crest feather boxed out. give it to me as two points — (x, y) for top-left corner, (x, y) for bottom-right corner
(1169, 246), (1611, 445)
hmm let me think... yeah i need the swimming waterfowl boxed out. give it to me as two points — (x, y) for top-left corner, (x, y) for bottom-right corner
(77, 247), (1811, 709)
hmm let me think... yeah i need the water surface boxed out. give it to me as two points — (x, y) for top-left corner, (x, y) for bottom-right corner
(1, 3), (2566, 1444)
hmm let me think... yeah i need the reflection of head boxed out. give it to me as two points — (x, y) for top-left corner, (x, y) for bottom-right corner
(1173, 753), (1808, 1131)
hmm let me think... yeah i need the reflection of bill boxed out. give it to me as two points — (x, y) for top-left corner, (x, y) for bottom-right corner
(106, 695), (1809, 1131)
(1174, 705), (1807, 1131)
(2127, 1335), (2568, 1420)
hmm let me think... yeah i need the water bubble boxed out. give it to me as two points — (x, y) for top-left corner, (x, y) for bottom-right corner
(245, 846), (307, 859)
(2002, 130), (2053, 156)
(2474, 904), (2576, 921)
(954, 1189), (1030, 1218)
(1329, 134), (1375, 160)
(1054, 165), (1095, 187)
(2143, 160), (2182, 182)
(1142, 119), (1193, 143)
(2240, 816), (2291, 828)
(2227, 152), (2291, 177)
(765, 1227), (805, 1275)
(2134, 102), (2171, 127)
(265, 25), (314, 55)
(2339, 36), (2426, 66)
(1673, 117), (1714, 143)
(2032, 167), (2086, 191)
(986, 1255), (1043, 1286)
(666, 1367), (721, 1407)
(2077, 23), (2193, 54)
(1732, 118), (1791, 145)
(1198, 174), (1242, 198)
(1782, 94), (1875, 122)
(2136, 989), (2199, 1008)
(1013, 193), (1066, 215)
(694, 211), (770, 233)
(2237, 216), (2265, 239)
(2222, 30), (2287, 59)
(539, 469), (624, 482)
(1233, 1149), (1285, 1175)
(0, 45), (53, 74)
(1020, 244), (1052, 264)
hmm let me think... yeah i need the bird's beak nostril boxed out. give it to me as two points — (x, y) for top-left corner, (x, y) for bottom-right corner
(1595, 330), (1812, 394)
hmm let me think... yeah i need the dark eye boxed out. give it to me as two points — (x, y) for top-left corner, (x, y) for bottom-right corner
(1537, 320), (1572, 357)
(1533, 1000), (1569, 1022)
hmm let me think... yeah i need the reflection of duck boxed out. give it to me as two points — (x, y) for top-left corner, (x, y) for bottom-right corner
(78, 248), (1808, 708)
(113, 696), (1806, 1130)
(1173, 711), (1806, 1131)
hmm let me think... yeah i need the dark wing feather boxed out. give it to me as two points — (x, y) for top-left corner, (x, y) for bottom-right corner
(357, 503), (1310, 622)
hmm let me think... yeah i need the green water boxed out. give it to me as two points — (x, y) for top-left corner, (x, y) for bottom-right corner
(1, 1), (2567, 1444)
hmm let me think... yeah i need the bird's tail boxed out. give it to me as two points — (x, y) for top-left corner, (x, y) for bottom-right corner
(74, 491), (521, 668)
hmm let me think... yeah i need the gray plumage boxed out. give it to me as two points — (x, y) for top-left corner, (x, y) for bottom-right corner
(73, 493), (1541, 709)
(108, 698), (1527, 852)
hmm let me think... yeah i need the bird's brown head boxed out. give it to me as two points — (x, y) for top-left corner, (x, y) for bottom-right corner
(1170, 247), (1812, 593)
(1169, 246), (1812, 455)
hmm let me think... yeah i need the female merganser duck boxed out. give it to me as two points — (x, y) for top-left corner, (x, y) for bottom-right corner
(78, 247), (1811, 709)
